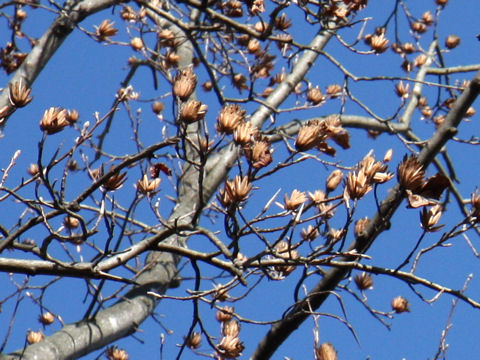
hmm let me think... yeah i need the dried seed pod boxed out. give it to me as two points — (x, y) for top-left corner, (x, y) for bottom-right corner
(185, 332), (202, 349)
(284, 190), (306, 211)
(38, 312), (55, 325)
(9, 80), (32, 107)
(245, 137), (272, 169)
(135, 174), (161, 194)
(397, 155), (425, 192)
(307, 87), (325, 105)
(391, 296), (410, 313)
(420, 204), (444, 232)
(219, 175), (251, 207)
(64, 216), (80, 229)
(369, 33), (389, 53)
(130, 37), (144, 51)
(216, 306), (234, 322)
(217, 104), (246, 134)
(179, 100), (207, 124)
(354, 272), (373, 290)
(173, 67), (197, 100)
(445, 35), (460, 49)
(106, 346), (129, 360)
(39, 107), (69, 134)
(315, 342), (337, 360)
(300, 225), (319, 241)
(94, 19), (117, 41)
(222, 319), (241, 337)
(354, 217), (369, 237)
(26, 330), (44, 344)
(326, 169), (343, 192)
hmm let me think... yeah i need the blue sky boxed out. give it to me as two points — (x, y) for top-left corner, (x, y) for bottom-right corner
(1, 1), (480, 359)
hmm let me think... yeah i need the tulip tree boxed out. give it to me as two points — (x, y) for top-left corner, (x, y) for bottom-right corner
(0, 0), (479, 359)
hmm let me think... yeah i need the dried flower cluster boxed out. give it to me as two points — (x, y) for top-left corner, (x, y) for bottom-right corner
(219, 175), (252, 207)
(315, 342), (338, 360)
(185, 332), (202, 349)
(354, 272), (373, 290)
(39, 107), (77, 134)
(295, 116), (350, 154)
(94, 19), (117, 41)
(274, 240), (298, 276)
(26, 330), (44, 344)
(284, 189), (306, 211)
(173, 67), (197, 100)
(106, 346), (129, 360)
(344, 153), (392, 201)
(179, 100), (207, 124)
(9, 80), (32, 107)
(391, 296), (410, 313)
(217, 104), (246, 134)
(135, 174), (161, 194)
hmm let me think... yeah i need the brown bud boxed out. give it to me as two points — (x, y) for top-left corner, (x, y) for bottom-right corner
(395, 81), (410, 98)
(26, 330), (44, 344)
(202, 81), (213, 92)
(391, 296), (410, 313)
(300, 225), (319, 241)
(383, 148), (393, 162)
(295, 122), (322, 151)
(212, 284), (229, 302)
(27, 163), (39, 176)
(307, 87), (325, 105)
(422, 11), (434, 26)
(130, 37), (144, 51)
(411, 21), (427, 34)
(326, 84), (342, 98)
(38, 312), (55, 325)
(247, 39), (261, 54)
(326, 169), (343, 192)
(465, 107), (475, 117)
(421, 106), (433, 118)
(233, 121), (256, 146)
(315, 342), (337, 360)
(274, 240), (298, 276)
(354, 217), (369, 237)
(222, 319), (241, 337)
(216, 306), (234, 322)
(218, 335), (244, 358)
(64, 216), (80, 229)
(413, 54), (427, 67)
(274, 13), (291, 31)
(401, 42), (416, 54)
(152, 101), (164, 114)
